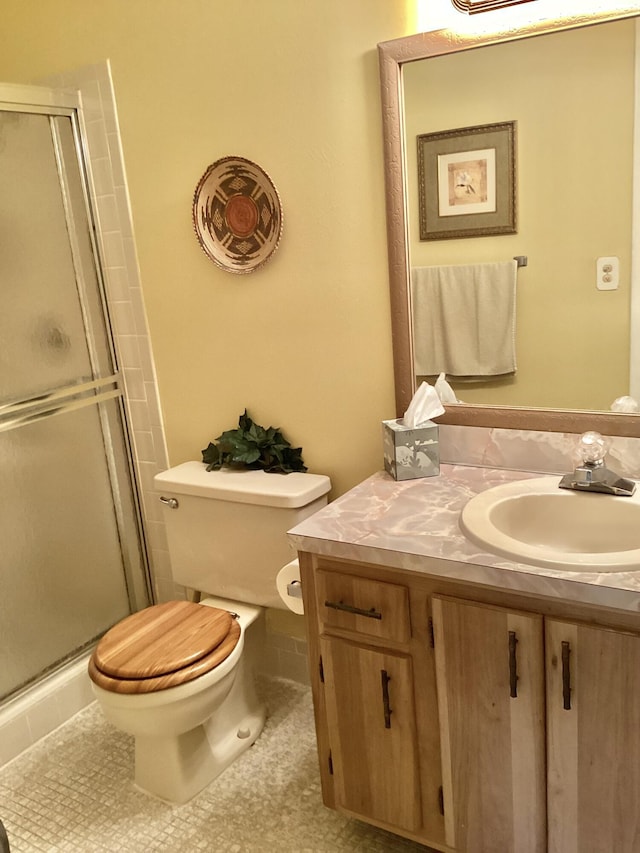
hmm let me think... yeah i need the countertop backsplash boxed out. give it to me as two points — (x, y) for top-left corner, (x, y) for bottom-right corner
(439, 424), (640, 479)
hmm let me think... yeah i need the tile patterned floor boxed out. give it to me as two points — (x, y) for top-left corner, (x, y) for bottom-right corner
(0, 678), (434, 852)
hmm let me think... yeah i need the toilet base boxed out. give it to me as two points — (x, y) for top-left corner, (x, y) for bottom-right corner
(133, 654), (266, 804)
(134, 708), (266, 803)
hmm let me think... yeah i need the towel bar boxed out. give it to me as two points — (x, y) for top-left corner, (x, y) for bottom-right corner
(514, 255), (527, 268)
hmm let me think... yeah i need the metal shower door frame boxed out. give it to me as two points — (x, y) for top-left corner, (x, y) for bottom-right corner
(0, 81), (153, 618)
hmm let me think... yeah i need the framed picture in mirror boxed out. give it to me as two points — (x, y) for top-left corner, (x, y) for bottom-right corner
(417, 121), (516, 240)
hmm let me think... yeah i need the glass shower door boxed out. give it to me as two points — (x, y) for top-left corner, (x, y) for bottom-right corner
(0, 102), (151, 700)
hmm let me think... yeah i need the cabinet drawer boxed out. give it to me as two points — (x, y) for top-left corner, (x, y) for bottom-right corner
(316, 570), (410, 643)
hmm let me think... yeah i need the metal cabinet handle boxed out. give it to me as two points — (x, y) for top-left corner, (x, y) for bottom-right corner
(508, 630), (519, 698)
(324, 599), (382, 620)
(381, 669), (392, 728)
(561, 641), (572, 710)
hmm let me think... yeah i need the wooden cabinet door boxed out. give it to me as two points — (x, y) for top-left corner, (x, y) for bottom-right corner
(432, 596), (546, 853)
(320, 636), (421, 832)
(546, 619), (640, 853)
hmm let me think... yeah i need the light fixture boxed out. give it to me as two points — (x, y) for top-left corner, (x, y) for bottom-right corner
(417, 0), (639, 37)
(451, 0), (538, 13)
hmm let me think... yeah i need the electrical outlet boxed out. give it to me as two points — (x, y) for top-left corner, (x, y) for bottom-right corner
(596, 256), (619, 291)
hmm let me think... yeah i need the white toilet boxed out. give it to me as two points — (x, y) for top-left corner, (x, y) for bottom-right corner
(88, 462), (330, 803)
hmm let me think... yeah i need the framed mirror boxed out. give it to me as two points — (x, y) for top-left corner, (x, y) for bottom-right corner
(379, 5), (640, 436)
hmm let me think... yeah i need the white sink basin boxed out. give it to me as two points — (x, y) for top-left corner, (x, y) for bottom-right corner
(460, 476), (640, 572)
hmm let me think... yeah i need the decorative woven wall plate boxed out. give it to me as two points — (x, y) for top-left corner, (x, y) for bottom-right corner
(192, 156), (283, 273)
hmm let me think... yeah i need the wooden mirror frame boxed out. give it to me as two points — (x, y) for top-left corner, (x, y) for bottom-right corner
(378, 5), (640, 437)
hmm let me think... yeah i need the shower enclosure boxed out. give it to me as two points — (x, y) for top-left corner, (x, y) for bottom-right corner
(0, 88), (151, 702)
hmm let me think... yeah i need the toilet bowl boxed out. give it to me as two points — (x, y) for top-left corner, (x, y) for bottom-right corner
(89, 598), (266, 803)
(89, 463), (331, 803)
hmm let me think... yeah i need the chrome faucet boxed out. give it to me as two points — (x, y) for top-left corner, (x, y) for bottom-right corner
(559, 431), (636, 496)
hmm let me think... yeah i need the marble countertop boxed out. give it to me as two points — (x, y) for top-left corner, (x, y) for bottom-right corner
(288, 465), (640, 614)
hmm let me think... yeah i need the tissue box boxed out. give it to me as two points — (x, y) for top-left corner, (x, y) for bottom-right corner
(382, 419), (440, 481)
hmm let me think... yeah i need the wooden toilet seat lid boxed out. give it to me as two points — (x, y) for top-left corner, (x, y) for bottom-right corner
(89, 601), (241, 693)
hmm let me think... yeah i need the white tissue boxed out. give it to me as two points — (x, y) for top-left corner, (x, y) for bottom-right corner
(403, 381), (445, 428)
(435, 373), (460, 404)
(611, 395), (640, 413)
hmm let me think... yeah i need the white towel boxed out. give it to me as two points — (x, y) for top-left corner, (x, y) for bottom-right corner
(412, 261), (517, 378)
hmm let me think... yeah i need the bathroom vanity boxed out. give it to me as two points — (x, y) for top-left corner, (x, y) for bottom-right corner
(289, 465), (640, 853)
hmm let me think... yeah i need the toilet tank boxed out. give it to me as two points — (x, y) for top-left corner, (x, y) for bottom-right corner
(154, 462), (331, 609)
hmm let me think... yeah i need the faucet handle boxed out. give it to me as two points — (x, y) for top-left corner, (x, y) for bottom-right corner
(577, 431), (608, 466)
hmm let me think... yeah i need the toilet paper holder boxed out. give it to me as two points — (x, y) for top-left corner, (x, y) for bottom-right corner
(287, 579), (303, 599)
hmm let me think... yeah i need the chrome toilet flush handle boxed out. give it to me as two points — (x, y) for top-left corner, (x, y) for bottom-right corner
(159, 496), (179, 509)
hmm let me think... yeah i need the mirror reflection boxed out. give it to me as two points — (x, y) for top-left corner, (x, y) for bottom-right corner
(403, 19), (637, 413)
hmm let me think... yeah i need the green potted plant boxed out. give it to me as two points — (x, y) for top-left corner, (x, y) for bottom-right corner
(202, 410), (307, 474)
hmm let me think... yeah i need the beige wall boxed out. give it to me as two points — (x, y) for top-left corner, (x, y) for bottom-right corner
(0, 1), (419, 497)
(405, 20), (634, 411)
